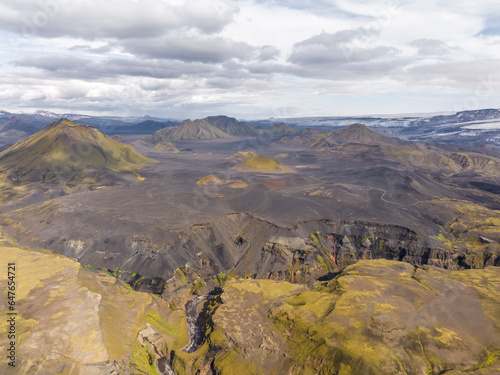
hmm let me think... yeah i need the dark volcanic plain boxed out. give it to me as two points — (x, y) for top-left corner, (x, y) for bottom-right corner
(2, 124), (500, 281)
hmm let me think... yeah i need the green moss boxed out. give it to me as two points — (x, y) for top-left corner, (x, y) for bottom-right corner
(196, 175), (222, 185)
(189, 280), (206, 295)
(146, 310), (180, 337)
(316, 254), (329, 274)
(379, 239), (385, 252)
(241, 154), (283, 171)
(132, 341), (160, 375)
(309, 233), (328, 252)
(174, 268), (189, 284)
(437, 233), (453, 247)
(212, 349), (263, 375)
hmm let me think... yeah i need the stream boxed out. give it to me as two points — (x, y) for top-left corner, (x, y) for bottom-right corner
(157, 356), (176, 375)
(183, 294), (213, 353)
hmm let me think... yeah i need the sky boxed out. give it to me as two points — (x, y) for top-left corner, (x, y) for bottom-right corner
(1, 0), (500, 120)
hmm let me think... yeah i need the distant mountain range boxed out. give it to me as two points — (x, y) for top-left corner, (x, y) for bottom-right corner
(0, 116), (38, 134)
(2, 108), (500, 147)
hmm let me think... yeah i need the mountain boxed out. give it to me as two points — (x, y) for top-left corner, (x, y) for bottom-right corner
(281, 123), (401, 150)
(331, 123), (399, 144)
(105, 120), (180, 135)
(266, 122), (299, 137)
(0, 116), (38, 134)
(205, 115), (261, 136)
(0, 118), (154, 183)
(415, 108), (500, 126)
(147, 118), (230, 143)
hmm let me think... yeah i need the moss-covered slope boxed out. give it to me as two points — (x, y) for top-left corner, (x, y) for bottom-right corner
(231, 152), (295, 173)
(1, 245), (499, 375)
(0, 118), (155, 184)
(181, 260), (500, 375)
(0, 243), (179, 374)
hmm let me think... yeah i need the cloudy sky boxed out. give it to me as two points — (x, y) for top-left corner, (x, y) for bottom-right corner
(1, 0), (500, 119)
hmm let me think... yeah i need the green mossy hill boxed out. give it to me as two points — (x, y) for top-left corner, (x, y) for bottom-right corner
(148, 118), (230, 143)
(153, 141), (180, 153)
(231, 152), (294, 173)
(242, 154), (284, 170)
(0, 118), (155, 183)
(196, 175), (224, 185)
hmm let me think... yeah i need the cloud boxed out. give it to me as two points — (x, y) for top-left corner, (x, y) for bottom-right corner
(69, 44), (112, 54)
(14, 54), (89, 71)
(257, 45), (280, 61)
(1, 0), (500, 118)
(405, 59), (500, 89)
(254, 0), (359, 18)
(121, 32), (257, 63)
(287, 28), (404, 79)
(408, 39), (456, 56)
(11, 55), (222, 80)
(0, 0), (238, 40)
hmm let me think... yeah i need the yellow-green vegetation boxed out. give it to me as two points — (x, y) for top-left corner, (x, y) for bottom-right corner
(267, 260), (500, 374)
(0, 118), (155, 184)
(309, 232), (336, 273)
(132, 342), (161, 375)
(192, 280), (308, 375)
(189, 279), (206, 295)
(174, 267), (189, 284)
(231, 151), (294, 173)
(0, 244), (160, 374)
(146, 261), (498, 375)
(4, 245), (500, 374)
(432, 200), (500, 268)
(196, 175), (224, 185)
(227, 180), (249, 189)
(242, 154), (284, 170)
(274, 153), (288, 158)
(153, 141), (179, 152)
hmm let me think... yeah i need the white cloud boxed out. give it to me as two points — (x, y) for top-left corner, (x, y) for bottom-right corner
(0, 0), (500, 118)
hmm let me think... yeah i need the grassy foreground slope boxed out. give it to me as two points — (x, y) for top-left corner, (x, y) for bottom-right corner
(0, 242), (190, 375)
(1, 241), (499, 374)
(187, 260), (500, 375)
